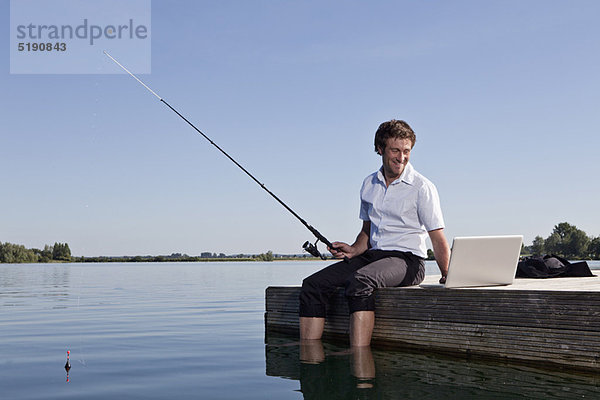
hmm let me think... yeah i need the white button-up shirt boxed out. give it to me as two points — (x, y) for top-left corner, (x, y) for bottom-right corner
(359, 162), (445, 258)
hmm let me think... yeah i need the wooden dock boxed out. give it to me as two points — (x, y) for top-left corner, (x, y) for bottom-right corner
(265, 275), (600, 371)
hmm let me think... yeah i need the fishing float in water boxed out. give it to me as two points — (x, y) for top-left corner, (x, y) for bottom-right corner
(64, 350), (71, 371)
(64, 350), (71, 382)
(102, 51), (346, 261)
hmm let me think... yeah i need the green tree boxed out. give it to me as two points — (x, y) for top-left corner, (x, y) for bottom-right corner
(589, 237), (600, 260)
(544, 222), (589, 259)
(257, 250), (274, 262)
(41, 244), (53, 262)
(52, 242), (72, 261)
(545, 232), (560, 255)
(531, 236), (545, 256)
(567, 229), (590, 259)
(426, 249), (435, 260)
(0, 242), (39, 263)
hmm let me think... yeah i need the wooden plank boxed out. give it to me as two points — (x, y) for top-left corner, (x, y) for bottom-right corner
(266, 287), (600, 332)
(267, 311), (600, 349)
(371, 323), (600, 369)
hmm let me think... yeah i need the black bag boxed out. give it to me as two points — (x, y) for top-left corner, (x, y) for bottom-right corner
(516, 254), (595, 278)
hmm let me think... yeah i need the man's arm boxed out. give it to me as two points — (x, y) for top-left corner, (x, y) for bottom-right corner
(329, 221), (370, 259)
(428, 228), (450, 282)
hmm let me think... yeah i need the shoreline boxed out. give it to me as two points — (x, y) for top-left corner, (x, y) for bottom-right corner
(0, 255), (329, 264)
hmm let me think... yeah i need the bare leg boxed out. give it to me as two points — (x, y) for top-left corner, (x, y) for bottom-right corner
(349, 311), (375, 347)
(351, 345), (375, 388)
(300, 317), (325, 340)
(300, 339), (325, 364)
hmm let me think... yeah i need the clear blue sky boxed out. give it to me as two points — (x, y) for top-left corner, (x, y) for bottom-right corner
(2, 0), (599, 256)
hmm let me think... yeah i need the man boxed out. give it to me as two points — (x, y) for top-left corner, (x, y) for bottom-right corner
(299, 119), (450, 347)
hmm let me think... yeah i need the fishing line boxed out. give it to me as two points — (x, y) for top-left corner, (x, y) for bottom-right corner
(64, 265), (88, 382)
(103, 51), (345, 261)
(74, 266), (87, 367)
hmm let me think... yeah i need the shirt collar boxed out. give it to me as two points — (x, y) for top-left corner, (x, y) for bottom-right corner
(376, 162), (415, 186)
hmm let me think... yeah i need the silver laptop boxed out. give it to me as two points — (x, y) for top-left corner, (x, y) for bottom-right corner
(421, 235), (523, 288)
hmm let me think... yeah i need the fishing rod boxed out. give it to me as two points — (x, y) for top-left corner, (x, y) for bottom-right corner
(103, 51), (345, 261)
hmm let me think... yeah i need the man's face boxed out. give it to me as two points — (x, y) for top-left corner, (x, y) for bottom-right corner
(379, 137), (412, 181)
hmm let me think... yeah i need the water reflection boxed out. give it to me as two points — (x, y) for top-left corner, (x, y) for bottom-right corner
(266, 334), (600, 399)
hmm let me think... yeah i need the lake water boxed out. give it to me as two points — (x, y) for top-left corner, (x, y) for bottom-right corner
(1, 261), (599, 399)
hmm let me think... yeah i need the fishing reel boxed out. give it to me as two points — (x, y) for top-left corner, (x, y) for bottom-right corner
(303, 240), (327, 260)
(303, 239), (350, 263)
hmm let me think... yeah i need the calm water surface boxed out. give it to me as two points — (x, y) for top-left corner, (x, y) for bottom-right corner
(1, 261), (599, 399)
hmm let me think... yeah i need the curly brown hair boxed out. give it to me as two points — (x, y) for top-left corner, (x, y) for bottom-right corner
(374, 120), (416, 155)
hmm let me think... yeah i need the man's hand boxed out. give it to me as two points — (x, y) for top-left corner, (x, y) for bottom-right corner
(328, 242), (357, 259)
(328, 221), (371, 260)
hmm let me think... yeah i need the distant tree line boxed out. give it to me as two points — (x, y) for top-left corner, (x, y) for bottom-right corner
(77, 251), (280, 263)
(523, 222), (599, 259)
(0, 242), (305, 264)
(0, 242), (71, 263)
